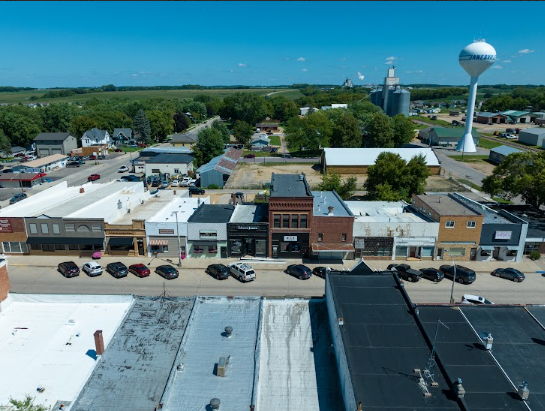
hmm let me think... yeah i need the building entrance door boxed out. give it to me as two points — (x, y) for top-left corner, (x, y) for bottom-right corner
(137, 239), (144, 256)
(272, 245), (278, 258)
(244, 238), (254, 256)
(437, 248), (443, 260)
(470, 248), (477, 261)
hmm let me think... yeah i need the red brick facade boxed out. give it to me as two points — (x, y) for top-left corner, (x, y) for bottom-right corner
(310, 216), (354, 247)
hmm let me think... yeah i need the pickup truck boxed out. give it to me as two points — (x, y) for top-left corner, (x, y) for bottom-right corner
(228, 262), (256, 282)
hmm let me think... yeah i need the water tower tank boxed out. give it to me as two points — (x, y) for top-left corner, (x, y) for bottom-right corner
(459, 40), (496, 78)
(391, 89), (410, 117)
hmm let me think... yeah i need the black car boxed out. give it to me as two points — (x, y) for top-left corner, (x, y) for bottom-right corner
(106, 262), (128, 278)
(151, 180), (160, 187)
(270, 147), (279, 153)
(156, 265), (179, 279)
(491, 268), (525, 282)
(439, 265), (476, 284)
(66, 161), (81, 168)
(98, 155), (106, 160)
(189, 187), (205, 195)
(9, 193), (28, 205)
(121, 175), (140, 182)
(421, 267), (444, 283)
(312, 266), (328, 279)
(387, 263), (423, 282)
(207, 264), (230, 280)
(58, 261), (80, 278)
(286, 264), (312, 280)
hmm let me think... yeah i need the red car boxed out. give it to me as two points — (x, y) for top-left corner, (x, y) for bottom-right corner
(89, 155), (97, 160)
(244, 154), (255, 158)
(138, 143), (147, 148)
(114, 149), (123, 153)
(129, 264), (151, 278)
(87, 174), (101, 181)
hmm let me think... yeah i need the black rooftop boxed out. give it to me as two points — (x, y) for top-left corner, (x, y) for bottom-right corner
(270, 173), (313, 198)
(145, 153), (194, 164)
(187, 204), (235, 223)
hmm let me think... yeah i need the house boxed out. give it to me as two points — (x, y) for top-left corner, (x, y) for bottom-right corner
(144, 153), (194, 178)
(34, 132), (78, 156)
(518, 127), (545, 147)
(475, 112), (508, 125)
(488, 145), (523, 164)
(169, 133), (197, 147)
(22, 154), (69, 173)
(321, 104), (348, 111)
(8, 146), (26, 157)
(186, 204), (235, 258)
(255, 122), (279, 132)
(251, 134), (270, 149)
(500, 110), (531, 124)
(112, 128), (134, 145)
(196, 148), (242, 188)
(321, 147), (441, 175)
(427, 127), (479, 147)
(81, 128), (111, 148)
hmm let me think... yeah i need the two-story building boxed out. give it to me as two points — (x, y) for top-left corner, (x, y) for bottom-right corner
(144, 153), (194, 179)
(227, 204), (269, 258)
(81, 128), (111, 148)
(112, 128), (134, 146)
(411, 193), (484, 261)
(187, 204), (235, 258)
(33, 132), (78, 156)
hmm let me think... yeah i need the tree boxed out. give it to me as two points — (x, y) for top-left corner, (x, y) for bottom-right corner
(391, 114), (416, 147)
(363, 112), (394, 148)
(211, 119), (231, 143)
(70, 115), (98, 138)
(269, 95), (299, 121)
(316, 171), (357, 200)
(482, 151), (545, 207)
(147, 109), (174, 142)
(193, 127), (225, 167)
(348, 99), (382, 122)
(187, 101), (207, 121)
(41, 103), (76, 132)
(405, 154), (430, 196)
(4, 395), (50, 411)
(220, 92), (270, 124)
(0, 112), (41, 147)
(173, 113), (191, 133)
(233, 120), (254, 147)
(284, 111), (332, 151)
(133, 109), (151, 143)
(0, 129), (11, 156)
(101, 84), (117, 92)
(326, 109), (361, 148)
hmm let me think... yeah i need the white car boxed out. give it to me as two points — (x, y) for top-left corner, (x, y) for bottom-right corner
(118, 166), (129, 173)
(228, 262), (256, 282)
(82, 261), (103, 277)
(171, 180), (179, 187)
(505, 134), (518, 140)
(461, 294), (494, 305)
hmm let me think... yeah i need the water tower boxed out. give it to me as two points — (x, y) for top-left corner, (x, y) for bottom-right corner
(457, 40), (496, 153)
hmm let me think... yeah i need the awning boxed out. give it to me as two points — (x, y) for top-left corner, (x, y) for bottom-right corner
(506, 246), (519, 251)
(108, 237), (134, 246)
(480, 245), (495, 251)
(191, 241), (218, 246)
(26, 237), (104, 245)
(311, 243), (355, 252)
(149, 239), (168, 246)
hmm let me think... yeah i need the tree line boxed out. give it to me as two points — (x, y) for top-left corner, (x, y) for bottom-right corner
(482, 87), (545, 112)
(409, 87), (467, 101)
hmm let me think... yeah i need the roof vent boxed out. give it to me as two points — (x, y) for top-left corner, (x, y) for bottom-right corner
(519, 381), (530, 400)
(328, 206), (334, 216)
(224, 326), (233, 338)
(210, 398), (220, 410)
(216, 356), (229, 377)
(338, 317), (344, 326)
(299, 173), (305, 181)
(177, 363), (184, 372)
(455, 378), (465, 399)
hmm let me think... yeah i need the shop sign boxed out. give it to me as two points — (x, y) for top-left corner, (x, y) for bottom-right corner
(159, 229), (175, 234)
(0, 219), (13, 233)
(495, 231), (512, 240)
(237, 226), (258, 230)
(284, 235), (297, 241)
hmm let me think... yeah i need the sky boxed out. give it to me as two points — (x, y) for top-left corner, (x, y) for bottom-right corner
(0, 1), (544, 88)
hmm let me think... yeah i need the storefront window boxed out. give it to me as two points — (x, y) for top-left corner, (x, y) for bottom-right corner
(151, 245), (168, 253)
(69, 244), (79, 250)
(282, 215), (289, 228)
(281, 242), (301, 253)
(207, 246), (218, 254)
(524, 242), (541, 255)
(291, 215), (298, 228)
(300, 214), (307, 228)
(2, 242), (28, 253)
(421, 247), (434, 258)
(230, 240), (242, 254)
(273, 214), (281, 228)
(194, 245), (204, 254)
(255, 240), (266, 256)
(448, 248), (465, 256)
(395, 246), (408, 258)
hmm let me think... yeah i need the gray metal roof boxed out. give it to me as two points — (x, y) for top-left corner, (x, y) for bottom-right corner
(72, 297), (195, 411)
(520, 127), (545, 136)
(187, 204), (235, 223)
(270, 173), (312, 198)
(160, 296), (261, 411)
(229, 204), (268, 223)
(170, 133), (197, 143)
(83, 128), (107, 140)
(453, 194), (514, 224)
(490, 145), (523, 156)
(34, 132), (72, 141)
(113, 128), (132, 138)
(146, 153), (194, 164)
(311, 191), (353, 217)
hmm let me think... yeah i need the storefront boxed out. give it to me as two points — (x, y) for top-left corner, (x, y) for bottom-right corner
(227, 223), (268, 257)
(271, 233), (310, 259)
(310, 243), (354, 260)
(354, 237), (394, 259)
(105, 221), (147, 256)
(393, 237), (436, 260)
(27, 237), (104, 253)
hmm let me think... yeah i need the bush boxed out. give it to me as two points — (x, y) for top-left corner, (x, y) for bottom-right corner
(529, 250), (541, 261)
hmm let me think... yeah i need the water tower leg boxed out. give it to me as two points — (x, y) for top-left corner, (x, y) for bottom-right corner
(457, 76), (478, 153)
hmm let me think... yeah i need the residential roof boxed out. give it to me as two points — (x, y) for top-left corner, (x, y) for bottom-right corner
(270, 173), (313, 197)
(10, 146), (26, 153)
(145, 153), (194, 164)
(33, 132), (72, 141)
(256, 122), (279, 127)
(0, 172), (41, 182)
(23, 154), (69, 168)
(229, 204), (268, 223)
(323, 147), (441, 167)
(113, 128), (132, 138)
(82, 127), (107, 140)
(519, 127), (545, 136)
(0, 293), (132, 409)
(501, 110), (531, 117)
(413, 193), (480, 217)
(159, 297), (261, 411)
(71, 297), (195, 411)
(187, 204), (235, 223)
(169, 133), (197, 143)
(432, 127), (480, 138)
(490, 145), (523, 157)
(311, 191), (353, 217)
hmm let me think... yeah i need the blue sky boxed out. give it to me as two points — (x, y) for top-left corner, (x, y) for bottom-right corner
(0, 1), (543, 87)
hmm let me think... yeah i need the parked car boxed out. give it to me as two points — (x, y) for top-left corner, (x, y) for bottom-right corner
(82, 261), (103, 277)
(505, 134), (518, 140)
(118, 165), (129, 173)
(89, 155), (97, 160)
(98, 155), (106, 160)
(228, 262), (256, 282)
(129, 263), (151, 278)
(120, 175), (140, 182)
(137, 143), (147, 148)
(156, 265), (179, 279)
(114, 148), (123, 153)
(207, 264), (230, 280)
(270, 147), (279, 153)
(244, 154), (255, 158)
(66, 161), (81, 168)
(189, 187), (205, 195)
(106, 262), (128, 278)
(170, 180), (180, 187)
(286, 264), (312, 280)
(461, 294), (494, 305)
(151, 180), (160, 187)
(387, 263), (423, 282)
(9, 193), (27, 205)
(87, 174), (100, 182)
(161, 180), (169, 188)
(421, 267), (444, 283)
(439, 265), (476, 284)
(312, 266), (328, 279)
(491, 267), (525, 282)
(58, 261), (80, 278)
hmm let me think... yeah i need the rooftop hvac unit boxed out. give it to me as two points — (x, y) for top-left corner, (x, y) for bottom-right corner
(210, 398), (220, 410)
(224, 326), (233, 338)
(216, 356), (229, 377)
(518, 382), (530, 400)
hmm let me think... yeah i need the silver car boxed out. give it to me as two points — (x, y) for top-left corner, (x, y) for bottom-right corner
(82, 261), (103, 277)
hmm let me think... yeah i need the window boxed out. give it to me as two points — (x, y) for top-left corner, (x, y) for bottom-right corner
(207, 246), (218, 254)
(65, 224), (75, 232)
(230, 240), (242, 254)
(282, 215), (290, 228)
(2, 242), (27, 253)
(152, 169), (160, 174)
(448, 247), (465, 256)
(52, 224), (60, 234)
(40, 224), (49, 234)
(445, 221), (455, 228)
(300, 214), (308, 228)
(92, 224), (101, 232)
(55, 244), (65, 250)
(291, 215), (299, 228)
(29, 223), (38, 234)
(318, 233), (324, 242)
(341, 233), (347, 242)
(174, 168), (180, 174)
(77, 225), (90, 232)
(467, 221), (476, 228)
(69, 244), (79, 250)
(42, 244), (55, 252)
(193, 245), (204, 254)
(151, 244), (168, 253)
(273, 214), (281, 228)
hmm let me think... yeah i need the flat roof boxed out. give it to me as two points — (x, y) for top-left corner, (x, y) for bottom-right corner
(229, 204), (268, 223)
(520, 127), (545, 136)
(270, 173), (313, 197)
(323, 147), (441, 167)
(346, 201), (429, 223)
(328, 274), (460, 410)
(485, 205), (545, 238)
(187, 204), (235, 223)
(0, 172), (41, 181)
(414, 194), (480, 217)
(147, 196), (209, 223)
(160, 297), (261, 411)
(0, 294), (132, 409)
(24, 154), (69, 168)
(72, 297), (195, 411)
(453, 194), (514, 224)
(257, 299), (344, 411)
(112, 190), (182, 224)
(312, 191), (352, 217)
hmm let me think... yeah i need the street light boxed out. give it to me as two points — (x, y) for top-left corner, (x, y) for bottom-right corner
(444, 249), (457, 304)
(172, 211), (182, 268)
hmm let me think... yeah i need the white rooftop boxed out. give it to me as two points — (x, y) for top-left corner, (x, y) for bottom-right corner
(323, 147), (441, 167)
(0, 294), (132, 408)
(345, 201), (427, 223)
(147, 196), (209, 223)
(112, 190), (180, 224)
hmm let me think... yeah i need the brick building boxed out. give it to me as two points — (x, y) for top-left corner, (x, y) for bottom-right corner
(411, 194), (484, 261)
(0, 217), (29, 254)
(0, 259), (10, 303)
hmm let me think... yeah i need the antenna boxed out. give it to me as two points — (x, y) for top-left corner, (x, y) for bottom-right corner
(424, 320), (449, 386)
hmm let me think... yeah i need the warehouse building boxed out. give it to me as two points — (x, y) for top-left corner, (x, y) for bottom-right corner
(518, 127), (545, 147)
(488, 145), (523, 164)
(501, 110), (531, 124)
(427, 127), (480, 147)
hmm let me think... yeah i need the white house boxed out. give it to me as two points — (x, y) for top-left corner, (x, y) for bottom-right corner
(144, 153), (194, 178)
(81, 128), (111, 148)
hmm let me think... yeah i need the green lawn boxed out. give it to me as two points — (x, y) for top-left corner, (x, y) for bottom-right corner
(449, 155), (489, 163)
(269, 135), (281, 146)
(118, 147), (144, 153)
(493, 196), (513, 204)
(457, 179), (482, 191)
(413, 116), (453, 127)
(478, 138), (502, 150)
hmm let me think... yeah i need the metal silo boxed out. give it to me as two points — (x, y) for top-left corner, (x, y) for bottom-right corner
(391, 88), (410, 117)
(370, 89), (382, 107)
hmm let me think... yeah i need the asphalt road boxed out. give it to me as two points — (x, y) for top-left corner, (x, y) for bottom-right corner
(239, 156), (318, 163)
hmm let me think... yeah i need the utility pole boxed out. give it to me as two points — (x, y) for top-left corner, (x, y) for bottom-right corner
(172, 211), (182, 267)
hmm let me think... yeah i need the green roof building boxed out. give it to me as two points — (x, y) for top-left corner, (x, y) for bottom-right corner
(428, 127), (480, 147)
